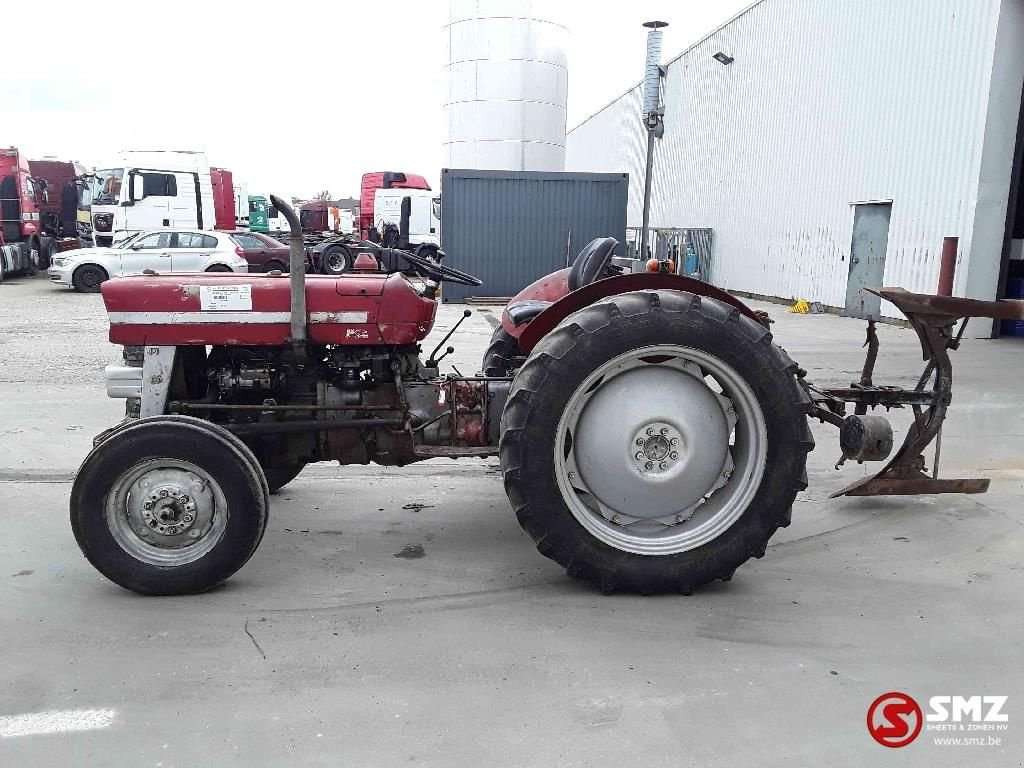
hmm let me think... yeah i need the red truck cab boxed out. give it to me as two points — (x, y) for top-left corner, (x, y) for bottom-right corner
(359, 171), (430, 239)
(1, 148), (42, 243)
(210, 167), (236, 230)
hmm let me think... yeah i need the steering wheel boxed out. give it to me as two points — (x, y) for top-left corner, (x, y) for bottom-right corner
(397, 248), (482, 286)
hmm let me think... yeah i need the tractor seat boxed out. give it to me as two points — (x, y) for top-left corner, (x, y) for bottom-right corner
(505, 237), (620, 327)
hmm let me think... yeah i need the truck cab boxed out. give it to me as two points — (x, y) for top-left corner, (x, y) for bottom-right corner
(248, 195), (269, 232)
(0, 147), (44, 273)
(373, 188), (440, 250)
(90, 151), (215, 247)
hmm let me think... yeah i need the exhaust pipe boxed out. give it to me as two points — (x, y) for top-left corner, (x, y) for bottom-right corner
(269, 195), (306, 352)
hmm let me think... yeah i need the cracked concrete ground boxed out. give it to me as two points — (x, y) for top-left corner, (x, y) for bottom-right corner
(1, 273), (1023, 766)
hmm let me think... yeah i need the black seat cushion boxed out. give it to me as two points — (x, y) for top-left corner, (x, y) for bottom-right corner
(567, 237), (618, 292)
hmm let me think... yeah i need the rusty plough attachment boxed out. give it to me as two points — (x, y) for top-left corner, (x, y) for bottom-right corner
(803, 287), (1024, 498)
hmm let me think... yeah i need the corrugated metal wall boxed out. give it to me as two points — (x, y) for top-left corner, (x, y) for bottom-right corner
(566, 0), (1019, 317)
(439, 169), (628, 301)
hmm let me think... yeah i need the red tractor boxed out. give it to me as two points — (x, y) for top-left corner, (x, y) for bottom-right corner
(71, 197), (1023, 595)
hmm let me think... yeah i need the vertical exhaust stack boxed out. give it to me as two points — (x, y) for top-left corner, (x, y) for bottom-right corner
(640, 20), (668, 259)
(269, 195), (306, 352)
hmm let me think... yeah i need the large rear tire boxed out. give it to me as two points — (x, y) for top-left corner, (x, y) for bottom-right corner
(481, 325), (519, 376)
(71, 416), (269, 595)
(499, 290), (813, 594)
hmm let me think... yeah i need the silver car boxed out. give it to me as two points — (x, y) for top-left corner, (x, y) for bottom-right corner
(48, 229), (249, 293)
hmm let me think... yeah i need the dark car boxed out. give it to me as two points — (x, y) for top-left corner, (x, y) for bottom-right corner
(229, 231), (293, 272)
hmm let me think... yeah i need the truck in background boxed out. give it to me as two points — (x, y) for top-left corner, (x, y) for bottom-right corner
(249, 194), (269, 232)
(358, 171), (430, 240)
(210, 167), (236, 230)
(2, 147), (50, 277)
(372, 187), (440, 254)
(298, 200), (355, 235)
(233, 180), (249, 229)
(90, 151), (216, 246)
(27, 158), (92, 250)
(267, 198), (287, 234)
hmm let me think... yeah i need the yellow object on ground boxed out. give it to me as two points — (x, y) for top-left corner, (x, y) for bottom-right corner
(789, 299), (810, 314)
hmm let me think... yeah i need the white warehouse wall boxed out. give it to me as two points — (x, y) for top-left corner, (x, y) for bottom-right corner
(567, 0), (1024, 320)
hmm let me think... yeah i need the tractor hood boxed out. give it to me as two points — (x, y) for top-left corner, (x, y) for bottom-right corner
(101, 272), (436, 347)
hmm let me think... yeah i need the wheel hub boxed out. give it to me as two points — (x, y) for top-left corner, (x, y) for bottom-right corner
(632, 422), (680, 472)
(114, 464), (220, 555)
(141, 486), (199, 536)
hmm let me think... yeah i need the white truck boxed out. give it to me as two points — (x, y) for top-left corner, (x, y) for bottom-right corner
(373, 188), (440, 252)
(233, 180), (249, 229)
(90, 151), (215, 247)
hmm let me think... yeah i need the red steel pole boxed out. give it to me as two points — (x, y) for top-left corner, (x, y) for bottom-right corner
(937, 237), (958, 296)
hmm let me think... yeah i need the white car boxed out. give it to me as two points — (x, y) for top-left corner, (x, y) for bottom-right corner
(48, 229), (249, 293)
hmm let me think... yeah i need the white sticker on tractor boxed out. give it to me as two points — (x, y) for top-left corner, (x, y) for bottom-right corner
(199, 285), (253, 311)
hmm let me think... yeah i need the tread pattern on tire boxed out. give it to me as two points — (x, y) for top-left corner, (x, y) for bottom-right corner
(71, 415), (270, 595)
(499, 289), (814, 594)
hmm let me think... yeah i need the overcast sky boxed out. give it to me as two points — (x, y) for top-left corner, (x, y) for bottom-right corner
(3, 0), (749, 199)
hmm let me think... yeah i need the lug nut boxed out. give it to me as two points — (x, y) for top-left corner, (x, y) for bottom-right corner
(635, 438), (644, 446)
(670, 451), (679, 460)
(143, 501), (153, 510)
(167, 527), (178, 535)
(646, 428), (655, 436)
(645, 461), (654, 470)
(180, 495), (189, 503)
(183, 514), (194, 523)
(159, 490), (168, 498)
(635, 452), (644, 460)
(148, 520), (157, 528)
(660, 428), (669, 435)
(670, 438), (679, 446)
(659, 462), (667, 470)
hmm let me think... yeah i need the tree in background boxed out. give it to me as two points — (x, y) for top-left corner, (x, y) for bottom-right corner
(314, 189), (331, 201)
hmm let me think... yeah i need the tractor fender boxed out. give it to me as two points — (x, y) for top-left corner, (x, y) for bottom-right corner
(516, 273), (769, 356)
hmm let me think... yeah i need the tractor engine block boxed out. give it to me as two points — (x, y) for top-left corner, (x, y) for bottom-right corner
(182, 344), (509, 468)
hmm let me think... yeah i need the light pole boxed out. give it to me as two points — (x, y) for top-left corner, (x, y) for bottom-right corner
(640, 20), (667, 260)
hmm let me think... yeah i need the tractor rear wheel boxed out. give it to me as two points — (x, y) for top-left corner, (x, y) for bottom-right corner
(481, 325), (519, 376)
(71, 416), (269, 595)
(499, 289), (813, 594)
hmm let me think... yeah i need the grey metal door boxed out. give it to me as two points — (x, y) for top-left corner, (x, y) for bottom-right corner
(844, 203), (891, 319)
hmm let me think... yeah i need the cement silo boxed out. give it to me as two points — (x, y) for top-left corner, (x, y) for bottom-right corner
(443, 0), (568, 171)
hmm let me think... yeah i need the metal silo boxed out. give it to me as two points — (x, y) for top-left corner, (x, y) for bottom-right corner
(443, 0), (569, 171)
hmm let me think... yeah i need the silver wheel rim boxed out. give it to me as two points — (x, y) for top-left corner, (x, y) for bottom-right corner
(104, 458), (228, 566)
(554, 344), (768, 556)
(327, 250), (346, 272)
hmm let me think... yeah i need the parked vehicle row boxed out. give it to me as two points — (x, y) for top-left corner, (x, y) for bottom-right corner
(48, 229), (251, 292)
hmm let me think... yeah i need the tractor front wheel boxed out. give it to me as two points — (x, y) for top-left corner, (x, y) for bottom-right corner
(71, 416), (269, 595)
(499, 289), (813, 594)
